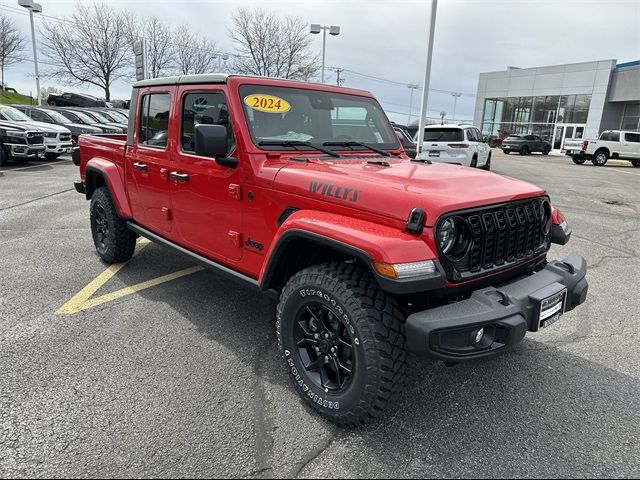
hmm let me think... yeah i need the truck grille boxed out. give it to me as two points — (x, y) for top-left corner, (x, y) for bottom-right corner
(437, 197), (552, 282)
(27, 133), (44, 145)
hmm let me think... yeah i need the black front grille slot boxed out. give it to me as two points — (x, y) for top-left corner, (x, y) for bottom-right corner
(438, 197), (551, 282)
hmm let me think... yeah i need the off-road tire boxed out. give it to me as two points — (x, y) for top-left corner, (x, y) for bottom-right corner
(90, 187), (136, 263)
(572, 155), (587, 165)
(276, 262), (407, 426)
(592, 149), (608, 166)
(0, 147), (8, 167)
(632, 159), (640, 168)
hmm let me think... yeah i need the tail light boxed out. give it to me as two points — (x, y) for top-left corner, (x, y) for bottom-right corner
(580, 140), (589, 151)
(448, 143), (469, 148)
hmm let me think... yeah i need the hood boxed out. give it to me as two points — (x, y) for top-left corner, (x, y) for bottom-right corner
(64, 122), (101, 133)
(0, 120), (40, 133)
(9, 120), (71, 134)
(272, 156), (546, 226)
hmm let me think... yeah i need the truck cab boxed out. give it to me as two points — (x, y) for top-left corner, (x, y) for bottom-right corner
(75, 74), (588, 426)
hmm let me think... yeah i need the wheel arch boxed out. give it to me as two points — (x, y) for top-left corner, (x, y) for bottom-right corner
(85, 159), (132, 218)
(259, 210), (443, 294)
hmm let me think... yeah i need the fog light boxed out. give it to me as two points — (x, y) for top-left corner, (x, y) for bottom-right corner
(474, 328), (484, 344)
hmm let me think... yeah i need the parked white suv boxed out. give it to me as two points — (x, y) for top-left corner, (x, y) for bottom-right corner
(414, 124), (491, 169)
(564, 130), (640, 167)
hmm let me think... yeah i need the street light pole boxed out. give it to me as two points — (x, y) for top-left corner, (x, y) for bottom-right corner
(19, 0), (42, 105)
(310, 24), (340, 83)
(416, 0), (438, 155)
(407, 84), (419, 124)
(451, 92), (462, 122)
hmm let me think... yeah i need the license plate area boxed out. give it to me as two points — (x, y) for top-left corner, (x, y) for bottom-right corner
(529, 282), (568, 332)
(538, 288), (567, 329)
(428, 150), (440, 157)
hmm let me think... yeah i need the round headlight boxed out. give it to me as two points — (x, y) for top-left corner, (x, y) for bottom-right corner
(438, 218), (457, 254)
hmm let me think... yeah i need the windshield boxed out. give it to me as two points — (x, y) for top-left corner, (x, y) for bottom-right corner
(0, 105), (32, 122)
(419, 128), (464, 142)
(106, 110), (128, 123)
(42, 109), (71, 124)
(86, 111), (110, 123)
(239, 84), (398, 152)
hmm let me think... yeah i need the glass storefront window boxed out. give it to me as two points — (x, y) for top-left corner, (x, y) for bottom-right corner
(621, 103), (640, 131)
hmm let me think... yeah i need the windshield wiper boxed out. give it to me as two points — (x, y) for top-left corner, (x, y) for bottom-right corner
(322, 141), (390, 157)
(258, 140), (340, 158)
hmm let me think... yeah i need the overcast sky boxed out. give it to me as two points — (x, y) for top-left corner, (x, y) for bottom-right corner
(1, 0), (638, 124)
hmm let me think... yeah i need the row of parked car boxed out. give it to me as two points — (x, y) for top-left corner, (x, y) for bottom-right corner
(0, 104), (128, 166)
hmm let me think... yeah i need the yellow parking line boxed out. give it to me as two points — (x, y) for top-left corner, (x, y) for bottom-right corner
(73, 265), (204, 314)
(57, 239), (150, 315)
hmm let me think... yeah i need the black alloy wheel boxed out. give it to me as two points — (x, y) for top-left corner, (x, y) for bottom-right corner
(92, 203), (110, 254)
(294, 302), (355, 392)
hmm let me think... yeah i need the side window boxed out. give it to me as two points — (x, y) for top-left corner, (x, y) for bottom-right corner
(626, 133), (640, 143)
(139, 93), (171, 148)
(181, 92), (235, 154)
(31, 110), (49, 122)
(467, 129), (480, 142)
(601, 131), (620, 142)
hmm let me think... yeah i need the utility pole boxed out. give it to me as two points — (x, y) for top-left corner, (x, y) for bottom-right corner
(407, 84), (419, 125)
(335, 68), (345, 86)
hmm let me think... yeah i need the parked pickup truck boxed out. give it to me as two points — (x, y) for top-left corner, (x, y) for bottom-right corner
(0, 120), (45, 166)
(564, 130), (640, 167)
(74, 74), (588, 425)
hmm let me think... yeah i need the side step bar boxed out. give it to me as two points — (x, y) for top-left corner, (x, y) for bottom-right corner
(126, 222), (270, 295)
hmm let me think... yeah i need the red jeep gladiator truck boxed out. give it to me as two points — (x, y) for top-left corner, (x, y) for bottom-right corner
(74, 74), (588, 425)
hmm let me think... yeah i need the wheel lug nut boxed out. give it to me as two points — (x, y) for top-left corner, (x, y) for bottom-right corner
(324, 356), (329, 363)
(314, 333), (320, 339)
(325, 333), (329, 339)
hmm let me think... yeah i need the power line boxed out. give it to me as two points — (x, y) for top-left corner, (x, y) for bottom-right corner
(338, 67), (475, 97)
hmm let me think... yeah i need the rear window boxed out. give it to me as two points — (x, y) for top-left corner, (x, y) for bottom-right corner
(422, 128), (464, 142)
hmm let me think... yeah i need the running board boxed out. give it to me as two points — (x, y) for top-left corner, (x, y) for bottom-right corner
(126, 222), (266, 294)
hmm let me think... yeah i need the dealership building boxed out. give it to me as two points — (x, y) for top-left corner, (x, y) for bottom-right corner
(473, 59), (640, 150)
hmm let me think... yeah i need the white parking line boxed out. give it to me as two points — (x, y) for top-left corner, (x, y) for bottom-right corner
(0, 158), (73, 172)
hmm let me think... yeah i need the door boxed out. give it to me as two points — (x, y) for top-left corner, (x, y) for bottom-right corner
(553, 124), (586, 150)
(125, 89), (174, 234)
(469, 127), (490, 165)
(622, 132), (640, 159)
(170, 87), (243, 262)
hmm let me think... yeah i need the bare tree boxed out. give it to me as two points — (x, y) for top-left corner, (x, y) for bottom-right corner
(173, 25), (218, 75)
(39, 2), (130, 101)
(229, 9), (319, 80)
(0, 15), (26, 92)
(126, 16), (174, 78)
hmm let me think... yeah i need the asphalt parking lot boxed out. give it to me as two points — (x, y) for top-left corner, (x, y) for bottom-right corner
(1, 151), (639, 478)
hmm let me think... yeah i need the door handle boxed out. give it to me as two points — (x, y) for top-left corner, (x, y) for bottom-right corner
(170, 171), (189, 182)
(132, 162), (148, 171)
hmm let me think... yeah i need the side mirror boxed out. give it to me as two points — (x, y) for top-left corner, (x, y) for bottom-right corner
(194, 124), (238, 168)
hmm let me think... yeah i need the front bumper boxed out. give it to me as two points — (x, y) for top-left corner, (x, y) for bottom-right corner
(405, 253), (588, 361)
(6, 143), (46, 158)
(44, 141), (74, 154)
